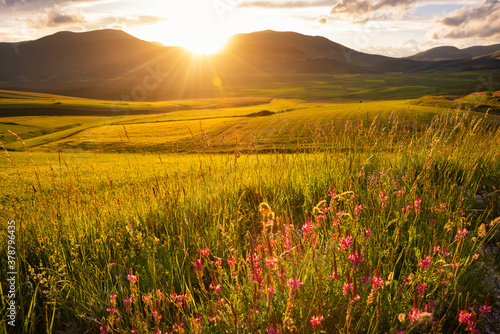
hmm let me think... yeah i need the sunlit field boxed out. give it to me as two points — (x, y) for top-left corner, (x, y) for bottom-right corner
(1, 94), (500, 333)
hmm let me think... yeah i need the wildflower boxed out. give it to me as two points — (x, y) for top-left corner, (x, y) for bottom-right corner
(339, 236), (353, 251)
(268, 324), (281, 334)
(363, 229), (372, 238)
(425, 300), (435, 312)
(123, 296), (133, 308)
(200, 247), (210, 257)
(414, 196), (422, 212)
(354, 205), (363, 216)
(455, 228), (468, 240)
(215, 258), (222, 267)
(371, 273), (384, 291)
(153, 309), (162, 322)
(109, 262), (117, 267)
(408, 307), (422, 325)
(419, 256), (432, 270)
(316, 214), (325, 222)
(265, 256), (278, 270)
(267, 286), (275, 296)
(433, 245), (440, 254)
(348, 252), (365, 269)
(209, 283), (222, 293)
(397, 189), (404, 196)
(127, 274), (137, 282)
(379, 191), (388, 207)
(310, 315), (324, 331)
(417, 281), (427, 296)
(301, 219), (314, 238)
(227, 256), (237, 266)
(173, 322), (184, 330)
(458, 310), (478, 333)
(440, 203), (447, 210)
(480, 305), (492, 314)
(110, 294), (116, 300)
(398, 313), (406, 323)
(100, 325), (110, 334)
(328, 272), (339, 280)
(342, 283), (353, 296)
(106, 307), (117, 314)
(193, 258), (203, 270)
(287, 278), (302, 291)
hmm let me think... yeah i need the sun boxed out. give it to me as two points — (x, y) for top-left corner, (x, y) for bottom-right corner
(182, 34), (229, 55)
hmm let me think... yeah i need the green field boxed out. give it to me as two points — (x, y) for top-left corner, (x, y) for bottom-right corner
(1, 85), (500, 333)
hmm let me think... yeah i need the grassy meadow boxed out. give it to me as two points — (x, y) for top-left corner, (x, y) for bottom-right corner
(1, 86), (500, 334)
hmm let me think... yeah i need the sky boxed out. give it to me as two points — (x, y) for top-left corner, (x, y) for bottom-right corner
(1, 0), (499, 57)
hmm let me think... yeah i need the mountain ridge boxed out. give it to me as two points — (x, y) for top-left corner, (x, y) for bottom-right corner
(0, 29), (498, 100)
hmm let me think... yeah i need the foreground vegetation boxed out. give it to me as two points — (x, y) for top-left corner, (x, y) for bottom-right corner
(1, 101), (499, 333)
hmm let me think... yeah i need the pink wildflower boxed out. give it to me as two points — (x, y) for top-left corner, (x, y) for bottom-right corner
(480, 305), (492, 314)
(348, 252), (365, 270)
(127, 274), (137, 282)
(287, 278), (302, 290)
(363, 229), (372, 238)
(455, 228), (468, 240)
(414, 197), (422, 212)
(342, 283), (353, 296)
(193, 258), (203, 270)
(310, 315), (324, 331)
(371, 274), (384, 291)
(419, 256), (432, 270)
(354, 205), (363, 216)
(227, 256), (237, 266)
(339, 236), (353, 251)
(200, 247), (210, 257)
(268, 324), (281, 334)
(123, 296), (133, 308)
(459, 310), (478, 333)
(328, 272), (339, 280)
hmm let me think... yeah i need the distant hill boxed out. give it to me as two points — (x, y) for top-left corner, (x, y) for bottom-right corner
(0, 29), (498, 100)
(225, 30), (392, 67)
(409, 44), (500, 61)
(0, 29), (179, 81)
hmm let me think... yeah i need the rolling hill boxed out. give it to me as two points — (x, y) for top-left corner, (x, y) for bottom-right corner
(0, 29), (499, 100)
(408, 43), (500, 61)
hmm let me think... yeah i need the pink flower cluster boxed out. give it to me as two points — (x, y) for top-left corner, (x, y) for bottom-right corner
(419, 256), (432, 270)
(310, 315), (324, 330)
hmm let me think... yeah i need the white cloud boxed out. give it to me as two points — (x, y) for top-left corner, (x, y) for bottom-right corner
(330, 0), (418, 24)
(430, 0), (500, 39)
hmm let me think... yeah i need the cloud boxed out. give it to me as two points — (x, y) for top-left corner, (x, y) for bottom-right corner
(361, 39), (444, 57)
(238, 0), (332, 8)
(316, 16), (327, 24)
(25, 9), (85, 28)
(97, 15), (165, 29)
(2, 0), (102, 11)
(330, 0), (417, 24)
(430, 0), (500, 39)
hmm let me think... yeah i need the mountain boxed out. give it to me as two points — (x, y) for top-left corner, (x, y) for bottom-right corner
(224, 30), (393, 67)
(0, 29), (498, 100)
(409, 44), (500, 61)
(0, 29), (176, 81)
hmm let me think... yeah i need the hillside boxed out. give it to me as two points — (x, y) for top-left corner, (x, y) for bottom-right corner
(409, 43), (500, 61)
(0, 29), (499, 100)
